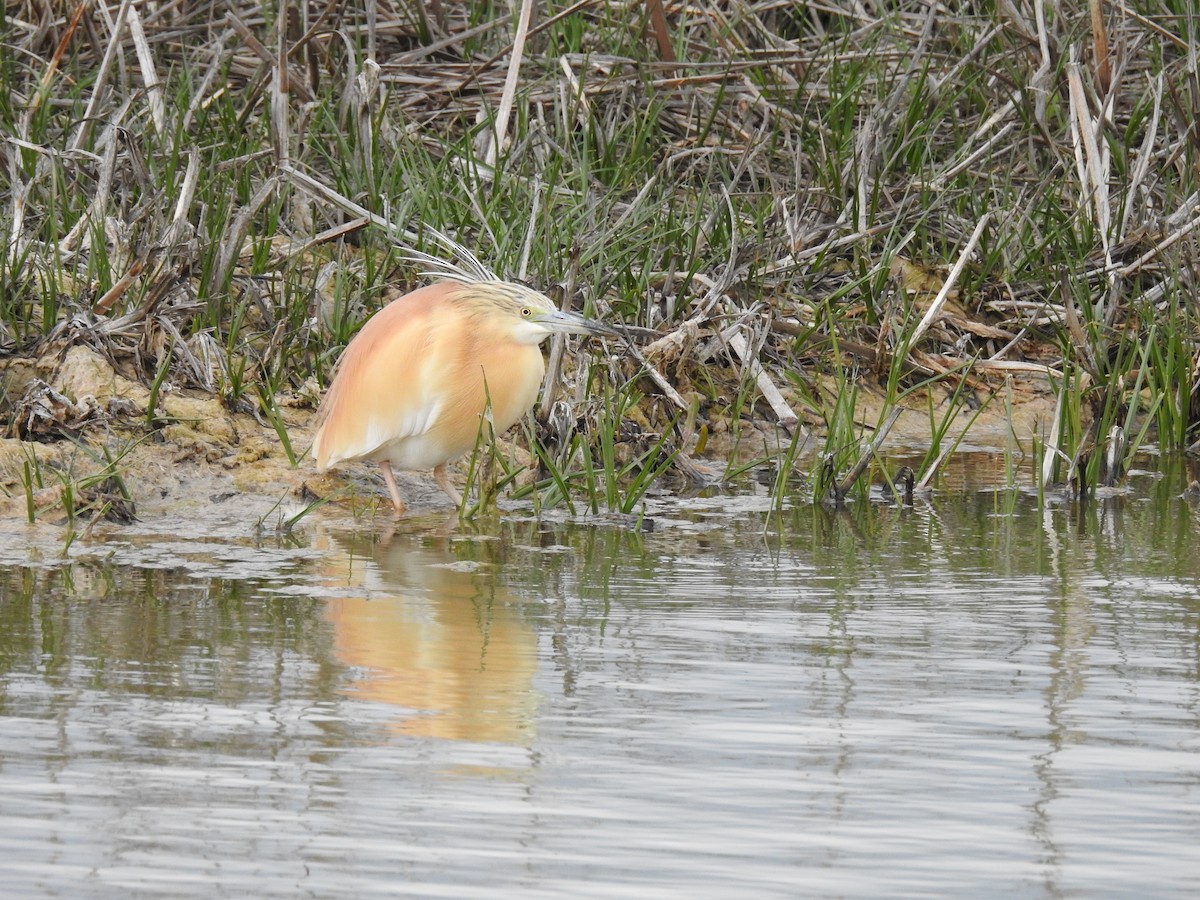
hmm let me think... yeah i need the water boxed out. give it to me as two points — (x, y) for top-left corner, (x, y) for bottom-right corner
(2, 467), (1200, 897)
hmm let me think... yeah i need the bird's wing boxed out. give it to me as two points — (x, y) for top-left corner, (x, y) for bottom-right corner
(313, 283), (461, 469)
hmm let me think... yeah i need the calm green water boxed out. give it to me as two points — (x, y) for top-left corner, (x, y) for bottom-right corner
(2, 460), (1200, 897)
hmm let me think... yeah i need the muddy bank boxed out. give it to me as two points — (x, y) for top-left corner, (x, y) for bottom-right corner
(0, 344), (1059, 530)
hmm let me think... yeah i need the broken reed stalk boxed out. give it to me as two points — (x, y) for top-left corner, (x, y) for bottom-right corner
(837, 406), (903, 497)
(908, 214), (991, 349)
(485, 0), (536, 168)
(1090, 0), (1111, 95)
(645, 0), (677, 65)
(538, 244), (581, 420)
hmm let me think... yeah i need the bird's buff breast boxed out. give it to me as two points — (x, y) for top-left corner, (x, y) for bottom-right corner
(367, 340), (546, 471)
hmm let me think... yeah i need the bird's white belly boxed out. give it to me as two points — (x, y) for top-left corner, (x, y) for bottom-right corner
(371, 431), (465, 471)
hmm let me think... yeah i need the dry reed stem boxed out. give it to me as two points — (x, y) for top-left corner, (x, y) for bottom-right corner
(1067, 61), (1113, 267)
(211, 175), (278, 295)
(837, 406), (904, 497)
(908, 214), (990, 349)
(485, 0), (536, 168)
(93, 260), (146, 316)
(70, 0), (133, 154)
(645, 0), (676, 65)
(1090, 0), (1111, 96)
(170, 151), (201, 241)
(272, 0), (292, 167)
(127, 3), (164, 133)
(728, 332), (798, 427)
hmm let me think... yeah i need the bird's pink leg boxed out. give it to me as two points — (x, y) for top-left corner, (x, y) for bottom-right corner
(377, 461), (407, 516)
(432, 464), (462, 507)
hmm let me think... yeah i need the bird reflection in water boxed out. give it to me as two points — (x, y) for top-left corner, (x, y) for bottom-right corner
(318, 528), (538, 748)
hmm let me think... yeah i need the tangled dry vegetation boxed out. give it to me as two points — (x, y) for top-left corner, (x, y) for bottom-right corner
(1, 1), (1199, 522)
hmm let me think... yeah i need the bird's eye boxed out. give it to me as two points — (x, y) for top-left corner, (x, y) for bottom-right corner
(520, 307), (532, 318)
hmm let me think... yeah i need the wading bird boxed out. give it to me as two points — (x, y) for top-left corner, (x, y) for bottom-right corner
(312, 269), (614, 516)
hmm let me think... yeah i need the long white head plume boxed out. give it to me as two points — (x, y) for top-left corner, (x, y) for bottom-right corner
(402, 226), (497, 284)
(278, 168), (500, 285)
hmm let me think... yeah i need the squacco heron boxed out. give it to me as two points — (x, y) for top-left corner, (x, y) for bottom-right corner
(312, 277), (614, 515)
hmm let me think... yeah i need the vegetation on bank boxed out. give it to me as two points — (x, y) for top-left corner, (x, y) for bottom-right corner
(1, 1), (1199, 524)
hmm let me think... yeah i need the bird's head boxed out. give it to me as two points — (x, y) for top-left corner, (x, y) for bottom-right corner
(455, 281), (618, 346)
